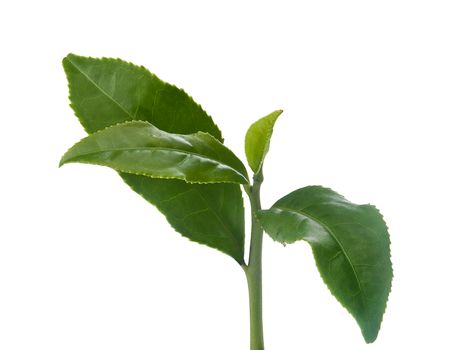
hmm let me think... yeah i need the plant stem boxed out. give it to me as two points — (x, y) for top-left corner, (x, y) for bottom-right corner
(244, 171), (265, 350)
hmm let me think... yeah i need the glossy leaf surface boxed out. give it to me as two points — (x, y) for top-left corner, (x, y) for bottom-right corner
(257, 186), (392, 343)
(60, 121), (249, 184)
(63, 54), (245, 264)
(244, 110), (283, 174)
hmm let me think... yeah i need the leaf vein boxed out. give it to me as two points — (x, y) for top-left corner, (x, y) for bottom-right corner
(275, 206), (368, 304)
(66, 58), (135, 120)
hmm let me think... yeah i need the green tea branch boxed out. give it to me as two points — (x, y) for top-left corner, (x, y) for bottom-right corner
(60, 54), (393, 349)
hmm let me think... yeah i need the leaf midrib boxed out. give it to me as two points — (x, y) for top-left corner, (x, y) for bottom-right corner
(66, 57), (135, 120)
(274, 206), (367, 308)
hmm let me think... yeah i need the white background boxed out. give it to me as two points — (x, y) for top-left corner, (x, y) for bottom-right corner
(1, 1), (468, 349)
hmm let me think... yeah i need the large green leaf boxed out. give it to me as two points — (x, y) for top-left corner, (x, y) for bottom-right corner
(257, 186), (392, 343)
(63, 54), (245, 264)
(60, 121), (249, 184)
(244, 110), (283, 174)
(123, 175), (245, 263)
(63, 54), (223, 140)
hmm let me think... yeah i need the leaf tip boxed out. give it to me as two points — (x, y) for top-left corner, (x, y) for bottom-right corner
(363, 329), (379, 344)
(62, 53), (76, 66)
(270, 109), (284, 122)
(58, 155), (68, 168)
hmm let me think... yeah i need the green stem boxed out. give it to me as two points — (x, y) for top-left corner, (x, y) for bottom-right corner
(244, 171), (265, 350)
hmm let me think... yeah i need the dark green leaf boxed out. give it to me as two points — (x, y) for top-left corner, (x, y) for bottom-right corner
(63, 54), (223, 140)
(244, 110), (283, 174)
(60, 121), (249, 184)
(63, 54), (245, 264)
(257, 186), (392, 343)
(123, 175), (245, 263)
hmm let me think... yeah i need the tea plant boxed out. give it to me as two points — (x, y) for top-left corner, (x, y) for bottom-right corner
(60, 54), (393, 349)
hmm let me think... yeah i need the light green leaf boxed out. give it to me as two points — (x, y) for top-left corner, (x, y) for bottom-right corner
(60, 121), (249, 184)
(63, 54), (245, 264)
(244, 110), (283, 174)
(257, 186), (392, 343)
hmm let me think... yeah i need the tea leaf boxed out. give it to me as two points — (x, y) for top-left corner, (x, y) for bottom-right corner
(60, 121), (249, 184)
(258, 186), (392, 343)
(63, 54), (223, 140)
(244, 110), (283, 174)
(123, 175), (245, 263)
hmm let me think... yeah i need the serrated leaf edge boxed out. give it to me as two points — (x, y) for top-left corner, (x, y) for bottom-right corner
(60, 120), (249, 184)
(62, 53), (224, 142)
(258, 185), (393, 343)
(121, 175), (246, 265)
